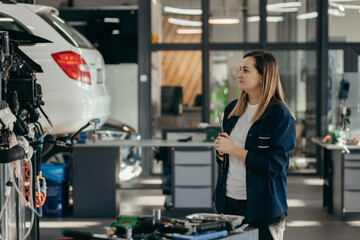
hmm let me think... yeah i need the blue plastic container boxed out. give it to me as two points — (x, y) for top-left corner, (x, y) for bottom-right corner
(41, 163), (69, 217)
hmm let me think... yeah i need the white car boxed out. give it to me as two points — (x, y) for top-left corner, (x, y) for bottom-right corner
(0, 1), (111, 134)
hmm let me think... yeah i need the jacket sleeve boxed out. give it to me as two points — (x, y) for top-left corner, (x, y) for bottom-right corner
(245, 111), (296, 176)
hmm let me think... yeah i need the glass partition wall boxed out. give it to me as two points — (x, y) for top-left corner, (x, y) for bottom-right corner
(267, 0), (317, 42)
(152, 50), (203, 138)
(147, 0), (360, 174)
(209, 0), (259, 43)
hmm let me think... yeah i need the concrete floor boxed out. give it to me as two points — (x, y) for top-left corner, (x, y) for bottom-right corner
(40, 175), (360, 239)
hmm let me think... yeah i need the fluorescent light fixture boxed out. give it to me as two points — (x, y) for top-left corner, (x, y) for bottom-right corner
(176, 28), (202, 34)
(329, 0), (360, 2)
(267, 2), (301, 12)
(208, 17), (240, 24)
(341, 4), (360, 9)
(297, 12), (318, 20)
(168, 17), (202, 27)
(328, 8), (346, 16)
(267, 7), (300, 12)
(267, 2), (302, 9)
(329, 1), (360, 9)
(0, 18), (14, 22)
(266, 16), (284, 22)
(247, 16), (260, 22)
(164, 6), (202, 15)
(112, 29), (120, 35)
(104, 18), (120, 23)
(246, 16), (284, 22)
(338, 5), (345, 11)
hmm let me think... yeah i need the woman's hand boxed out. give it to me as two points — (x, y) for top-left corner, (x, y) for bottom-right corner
(215, 132), (248, 163)
(215, 132), (235, 155)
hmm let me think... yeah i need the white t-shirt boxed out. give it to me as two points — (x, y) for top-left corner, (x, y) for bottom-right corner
(226, 103), (258, 200)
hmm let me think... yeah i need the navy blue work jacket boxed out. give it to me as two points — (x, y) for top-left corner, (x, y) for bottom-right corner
(213, 99), (296, 222)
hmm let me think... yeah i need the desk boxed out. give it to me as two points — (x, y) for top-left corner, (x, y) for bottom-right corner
(312, 138), (360, 220)
(72, 140), (215, 218)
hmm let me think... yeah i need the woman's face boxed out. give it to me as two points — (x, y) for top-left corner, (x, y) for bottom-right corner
(236, 57), (263, 95)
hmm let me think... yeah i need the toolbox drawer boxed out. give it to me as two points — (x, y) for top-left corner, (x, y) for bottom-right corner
(174, 166), (211, 186)
(174, 150), (212, 165)
(344, 190), (360, 211)
(344, 159), (360, 168)
(174, 187), (212, 208)
(344, 168), (360, 190)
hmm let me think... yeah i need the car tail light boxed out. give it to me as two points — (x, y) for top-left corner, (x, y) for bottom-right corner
(52, 51), (91, 85)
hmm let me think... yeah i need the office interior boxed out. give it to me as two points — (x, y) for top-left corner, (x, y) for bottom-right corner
(6, 0), (360, 239)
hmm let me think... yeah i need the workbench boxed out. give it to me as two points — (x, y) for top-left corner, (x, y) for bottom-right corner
(72, 140), (216, 218)
(312, 138), (360, 220)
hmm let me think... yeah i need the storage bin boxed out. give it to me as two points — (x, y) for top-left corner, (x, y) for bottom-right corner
(41, 163), (69, 217)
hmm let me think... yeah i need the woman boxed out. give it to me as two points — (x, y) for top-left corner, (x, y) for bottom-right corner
(213, 50), (296, 240)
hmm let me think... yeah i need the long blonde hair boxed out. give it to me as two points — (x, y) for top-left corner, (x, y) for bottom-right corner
(229, 50), (295, 122)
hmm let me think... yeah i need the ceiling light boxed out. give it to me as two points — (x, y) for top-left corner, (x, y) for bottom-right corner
(164, 6), (202, 15)
(104, 18), (120, 23)
(176, 28), (202, 34)
(208, 17), (240, 24)
(338, 5), (345, 11)
(247, 16), (260, 22)
(267, 2), (301, 12)
(329, 0), (359, 2)
(268, 7), (300, 12)
(246, 16), (283, 23)
(297, 12), (318, 20)
(0, 18), (14, 22)
(329, 1), (360, 9)
(266, 16), (284, 22)
(341, 4), (360, 9)
(328, 8), (346, 16)
(168, 18), (202, 27)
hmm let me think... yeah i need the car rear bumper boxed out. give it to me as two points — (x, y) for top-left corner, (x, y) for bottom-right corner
(42, 88), (111, 134)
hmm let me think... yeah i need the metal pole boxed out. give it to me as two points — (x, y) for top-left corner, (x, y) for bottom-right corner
(316, 0), (328, 175)
(201, 0), (210, 122)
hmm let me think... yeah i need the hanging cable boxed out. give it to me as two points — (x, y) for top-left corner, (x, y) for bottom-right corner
(0, 179), (13, 221)
(7, 162), (42, 217)
(70, 118), (100, 146)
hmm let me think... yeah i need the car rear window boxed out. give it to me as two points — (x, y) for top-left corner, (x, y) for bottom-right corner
(38, 12), (93, 49)
(0, 13), (29, 33)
